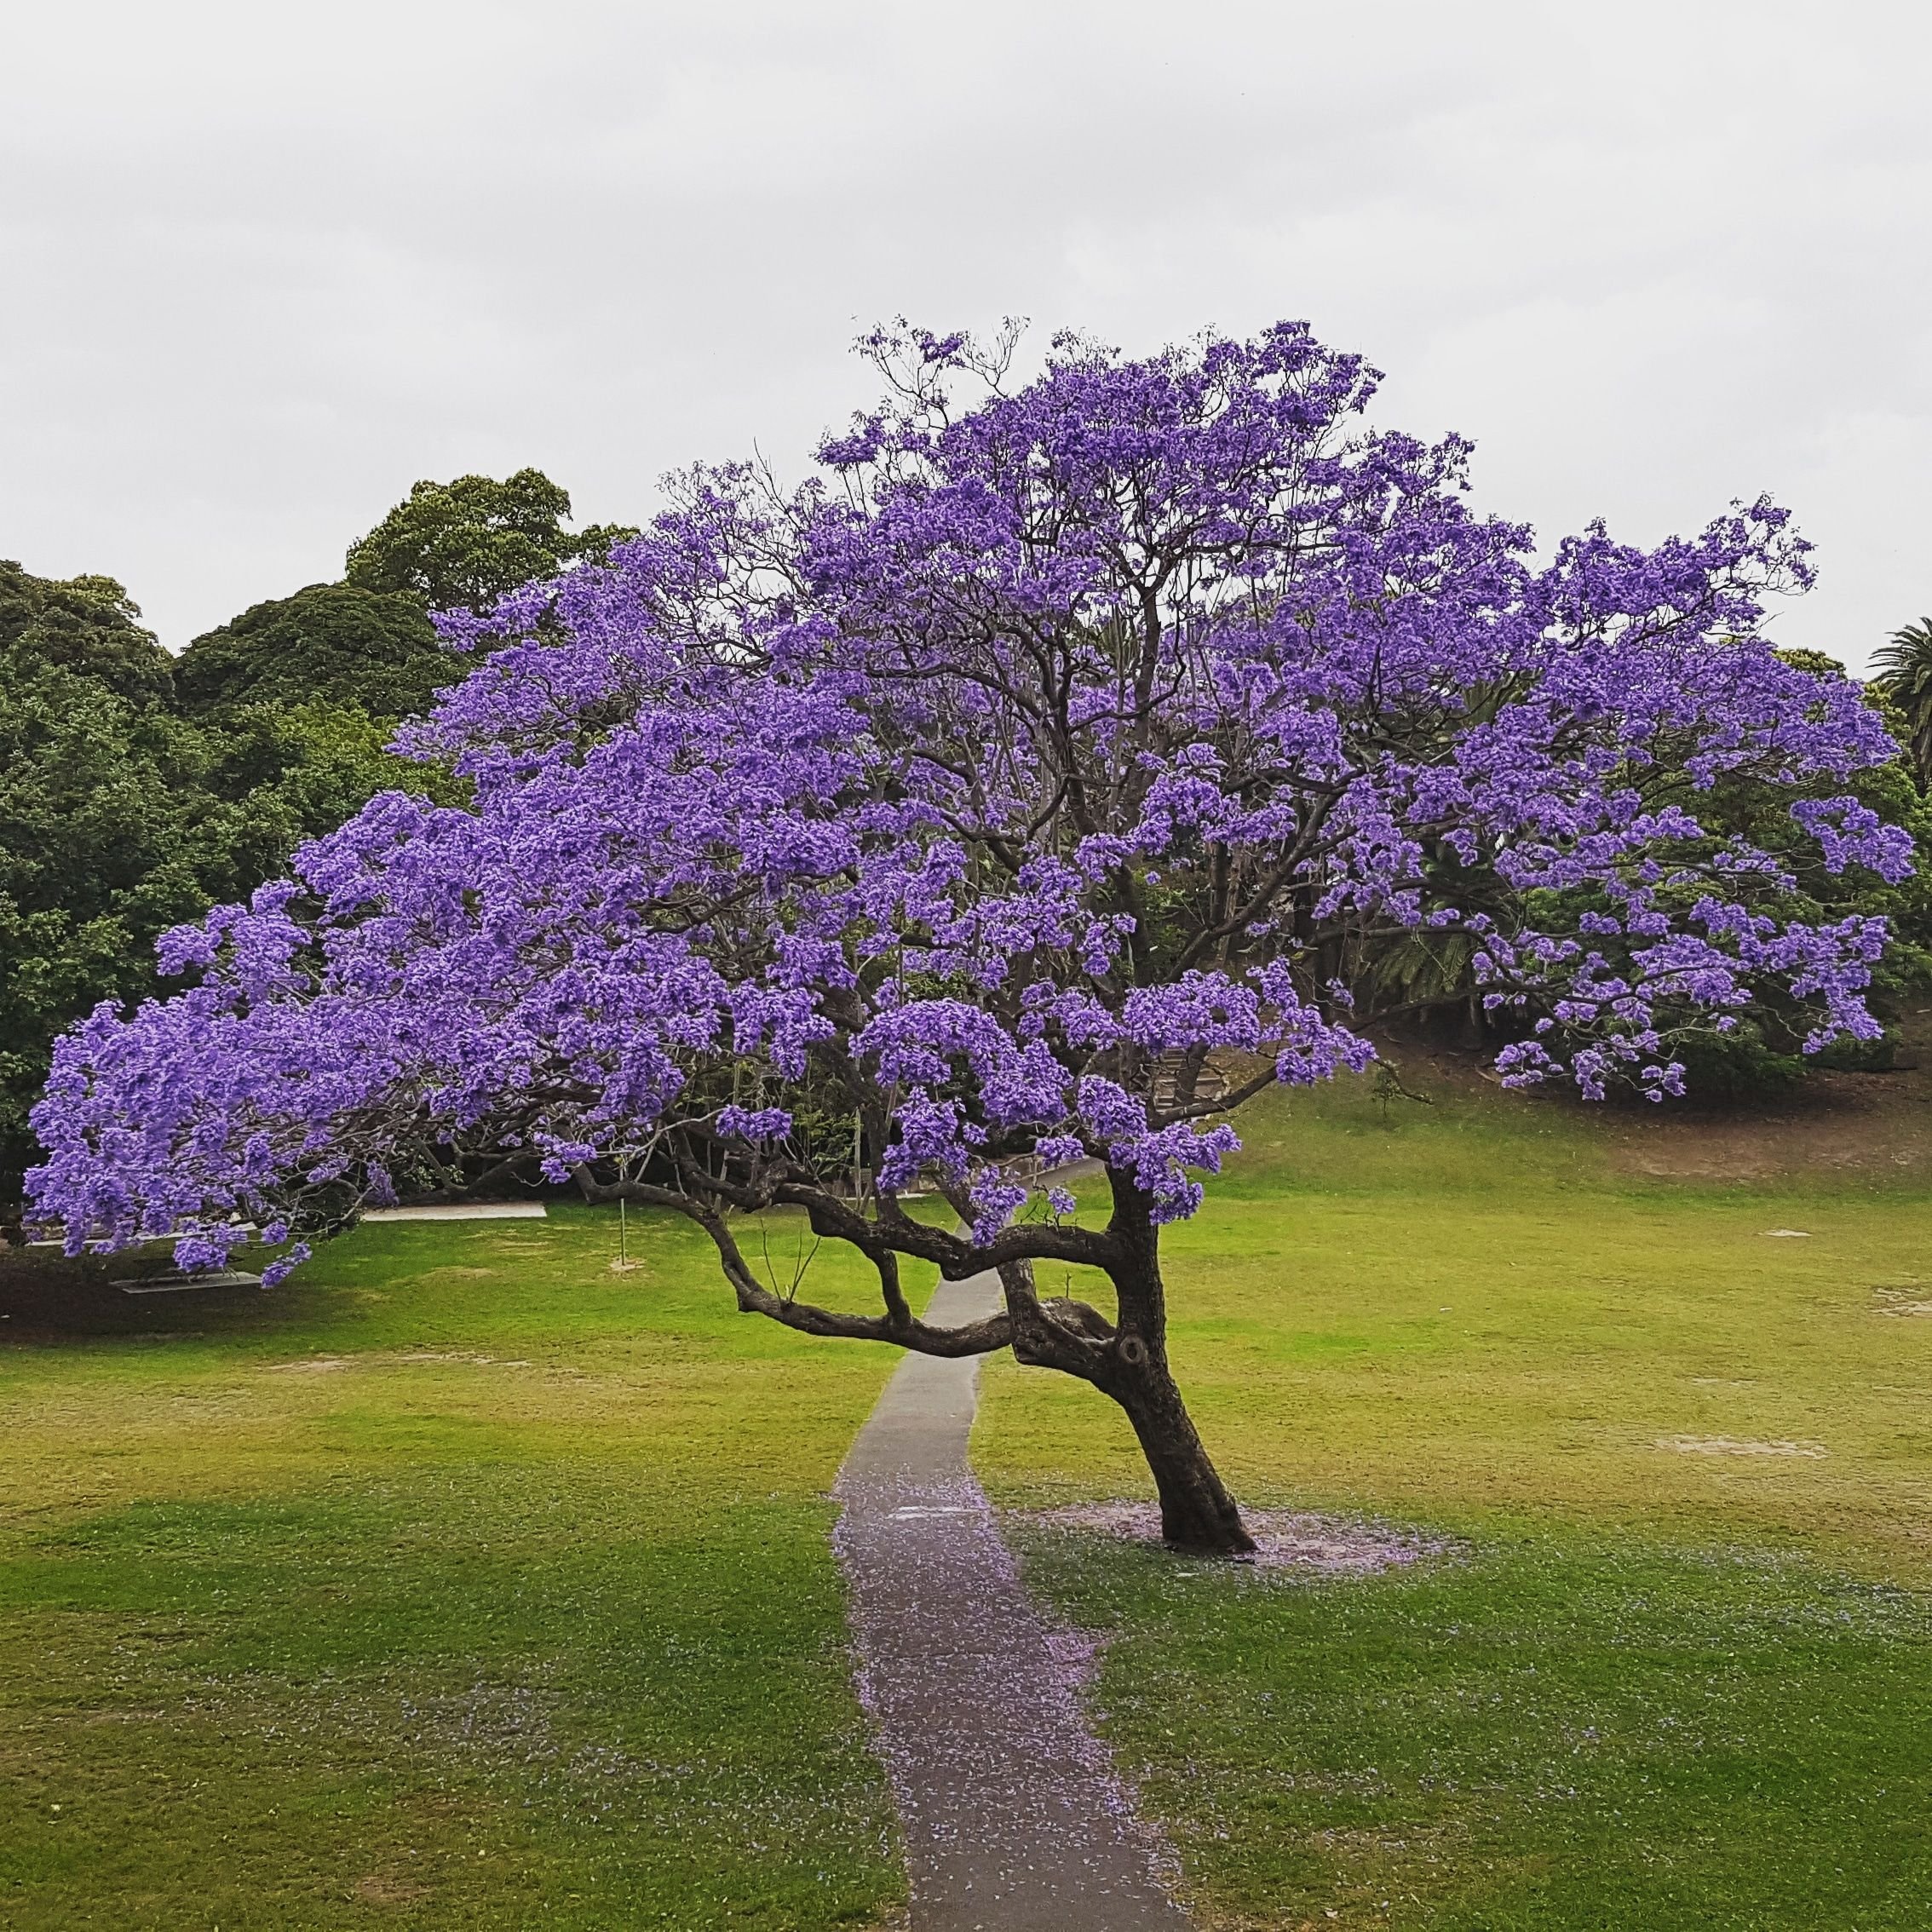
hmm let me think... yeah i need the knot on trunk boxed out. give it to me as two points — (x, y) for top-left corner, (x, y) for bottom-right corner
(1012, 1297), (1114, 1370)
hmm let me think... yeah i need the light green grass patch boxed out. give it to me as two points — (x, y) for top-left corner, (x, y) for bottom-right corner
(0, 1204), (917, 1929)
(979, 1074), (1932, 1928)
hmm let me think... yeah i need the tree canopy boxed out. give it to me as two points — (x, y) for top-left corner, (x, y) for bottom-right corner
(0, 549), (469, 1228)
(2, 472), (623, 1232)
(174, 583), (451, 722)
(25, 322), (1915, 1549)
(0, 560), (175, 703)
(1872, 617), (1932, 792)
(1, 568), (218, 1217)
(342, 468), (635, 614)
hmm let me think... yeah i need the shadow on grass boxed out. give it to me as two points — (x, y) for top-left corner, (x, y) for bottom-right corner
(0, 1245), (298, 1345)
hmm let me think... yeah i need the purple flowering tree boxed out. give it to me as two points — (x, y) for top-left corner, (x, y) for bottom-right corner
(28, 323), (1910, 1553)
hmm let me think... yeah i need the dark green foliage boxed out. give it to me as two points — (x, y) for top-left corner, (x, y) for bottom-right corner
(175, 583), (452, 722)
(0, 573), (218, 1219)
(3, 467), (619, 1227)
(1872, 618), (1932, 791)
(0, 558), (466, 1228)
(1872, 616), (1932, 791)
(204, 702), (468, 891)
(342, 469), (635, 614)
(0, 560), (174, 703)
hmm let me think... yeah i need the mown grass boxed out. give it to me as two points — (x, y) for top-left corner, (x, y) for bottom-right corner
(6, 1072), (1932, 1929)
(0, 1206), (917, 1929)
(980, 1075), (1932, 1929)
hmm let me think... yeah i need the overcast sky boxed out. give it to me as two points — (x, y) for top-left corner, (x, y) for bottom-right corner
(4, 0), (1927, 667)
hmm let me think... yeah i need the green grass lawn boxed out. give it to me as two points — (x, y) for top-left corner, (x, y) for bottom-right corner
(6, 1072), (1931, 1929)
(980, 1076), (1932, 1929)
(0, 1208), (914, 1929)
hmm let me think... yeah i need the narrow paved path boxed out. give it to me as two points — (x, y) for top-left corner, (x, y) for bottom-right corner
(834, 1271), (1192, 1932)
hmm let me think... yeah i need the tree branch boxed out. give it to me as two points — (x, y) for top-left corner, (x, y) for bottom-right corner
(570, 1168), (1018, 1357)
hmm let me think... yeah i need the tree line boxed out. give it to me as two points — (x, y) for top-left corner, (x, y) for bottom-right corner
(1, 471), (630, 1231)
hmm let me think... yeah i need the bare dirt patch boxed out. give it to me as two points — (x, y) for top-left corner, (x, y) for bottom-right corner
(266, 1350), (534, 1374)
(354, 1871), (430, 1906)
(1594, 1052), (1932, 1185)
(1013, 1503), (1452, 1577)
(1659, 1435), (1829, 1459)
(1873, 1285), (1932, 1317)
(390, 1350), (533, 1368)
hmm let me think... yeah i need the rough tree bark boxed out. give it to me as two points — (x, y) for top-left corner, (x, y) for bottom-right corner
(1088, 1169), (1255, 1555)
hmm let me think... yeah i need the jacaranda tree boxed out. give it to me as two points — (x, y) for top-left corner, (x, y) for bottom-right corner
(27, 323), (1912, 1551)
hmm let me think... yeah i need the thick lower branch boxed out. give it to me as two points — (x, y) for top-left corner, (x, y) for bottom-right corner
(572, 1163), (1254, 1553)
(403, 1152), (535, 1205)
(572, 1167), (1014, 1359)
(588, 1150), (1118, 1281)
(734, 1269), (1014, 1355)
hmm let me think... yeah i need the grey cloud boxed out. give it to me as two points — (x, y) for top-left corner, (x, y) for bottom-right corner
(3, 0), (1926, 665)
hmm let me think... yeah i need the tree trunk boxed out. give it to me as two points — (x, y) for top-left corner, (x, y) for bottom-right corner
(1107, 1345), (1255, 1554)
(1098, 1165), (1256, 1556)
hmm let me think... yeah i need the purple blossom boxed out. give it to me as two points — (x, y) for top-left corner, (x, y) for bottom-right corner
(21, 319), (1909, 1277)
(716, 1105), (794, 1146)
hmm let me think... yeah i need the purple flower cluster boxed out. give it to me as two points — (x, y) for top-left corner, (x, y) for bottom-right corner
(25, 320), (1910, 1271)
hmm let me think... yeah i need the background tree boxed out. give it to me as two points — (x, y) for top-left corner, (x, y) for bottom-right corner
(0, 560), (175, 703)
(174, 583), (452, 722)
(0, 570), (219, 1223)
(26, 325), (1909, 1551)
(1872, 618), (1932, 791)
(2, 470), (617, 1233)
(0, 564), (471, 1233)
(343, 469), (635, 613)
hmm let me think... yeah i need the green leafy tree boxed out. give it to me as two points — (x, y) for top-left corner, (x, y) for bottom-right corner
(1872, 618), (1932, 791)
(0, 563), (463, 1234)
(201, 702), (467, 888)
(0, 560), (175, 703)
(342, 469), (634, 613)
(174, 583), (453, 722)
(0, 641), (227, 1226)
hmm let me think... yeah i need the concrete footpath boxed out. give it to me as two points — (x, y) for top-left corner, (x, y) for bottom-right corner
(833, 1270), (1192, 1932)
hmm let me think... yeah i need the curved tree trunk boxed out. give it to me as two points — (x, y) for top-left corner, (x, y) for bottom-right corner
(601, 1153), (1260, 1556)
(1104, 1343), (1254, 1553)
(1093, 1166), (1256, 1556)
